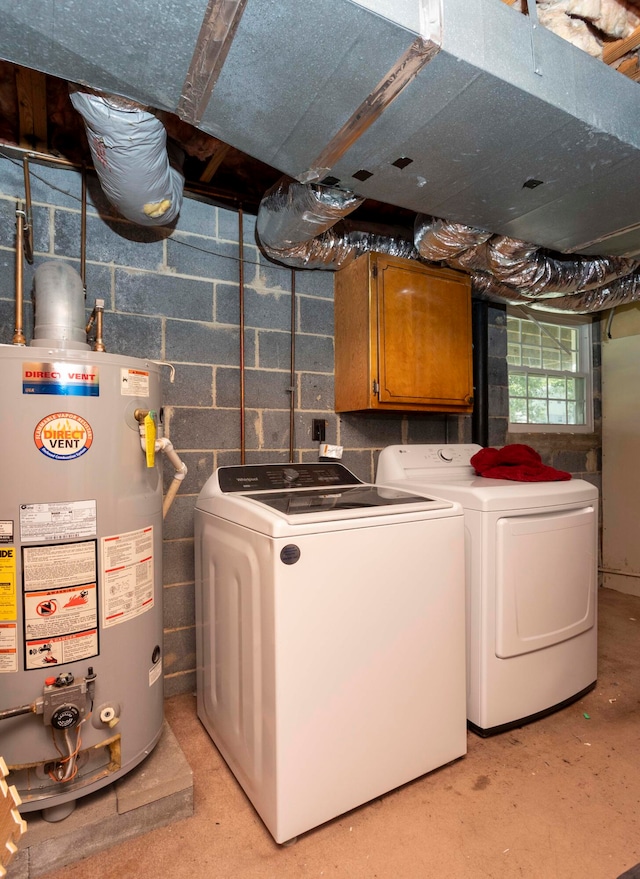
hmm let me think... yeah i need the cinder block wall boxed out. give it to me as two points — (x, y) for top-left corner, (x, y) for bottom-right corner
(0, 157), (600, 696)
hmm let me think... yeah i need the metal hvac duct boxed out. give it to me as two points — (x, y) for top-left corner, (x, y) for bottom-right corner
(3, 1), (640, 256)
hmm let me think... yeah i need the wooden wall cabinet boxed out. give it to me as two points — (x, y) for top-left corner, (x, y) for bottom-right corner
(334, 252), (473, 413)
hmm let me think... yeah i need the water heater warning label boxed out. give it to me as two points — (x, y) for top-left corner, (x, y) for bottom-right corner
(102, 526), (154, 628)
(121, 368), (150, 397)
(0, 547), (16, 622)
(23, 540), (99, 669)
(0, 623), (17, 673)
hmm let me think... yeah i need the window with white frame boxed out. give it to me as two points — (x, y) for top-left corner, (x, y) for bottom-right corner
(506, 307), (593, 432)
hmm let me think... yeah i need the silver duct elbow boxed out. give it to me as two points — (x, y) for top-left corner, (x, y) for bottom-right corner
(256, 178), (364, 251)
(256, 178), (415, 270)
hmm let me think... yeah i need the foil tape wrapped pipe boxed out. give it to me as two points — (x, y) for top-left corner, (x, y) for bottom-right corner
(70, 90), (184, 227)
(256, 178), (364, 251)
(486, 236), (639, 296)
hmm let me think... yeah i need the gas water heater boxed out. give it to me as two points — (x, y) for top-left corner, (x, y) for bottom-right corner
(0, 261), (184, 821)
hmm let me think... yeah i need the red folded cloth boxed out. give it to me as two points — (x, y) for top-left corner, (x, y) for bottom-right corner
(470, 444), (571, 482)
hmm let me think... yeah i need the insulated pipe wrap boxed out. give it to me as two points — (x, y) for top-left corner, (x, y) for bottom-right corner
(70, 91), (184, 227)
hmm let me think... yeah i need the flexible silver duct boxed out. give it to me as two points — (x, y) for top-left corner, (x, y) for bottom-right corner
(467, 271), (533, 306)
(526, 272), (640, 313)
(485, 236), (639, 296)
(70, 89), (185, 227)
(414, 216), (639, 296)
(413, 216), (492, 262)
(257, 178), (417, 269)
(256, 179), (640, 314)
(256, 179), (364, 251)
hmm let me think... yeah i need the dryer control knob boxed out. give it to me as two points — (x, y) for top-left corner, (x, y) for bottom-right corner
(283, 467), (299, 484)
(438, 448), (454, 462)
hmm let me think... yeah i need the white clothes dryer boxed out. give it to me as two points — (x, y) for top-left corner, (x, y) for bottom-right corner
(195, 462), (467, 844)
(376, 444), (598, 736)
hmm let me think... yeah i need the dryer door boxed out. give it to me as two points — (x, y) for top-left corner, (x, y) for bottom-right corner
(495, 506), (596, 658)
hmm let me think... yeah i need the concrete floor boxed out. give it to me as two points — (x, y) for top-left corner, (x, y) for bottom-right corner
(34, 587), (640, 879)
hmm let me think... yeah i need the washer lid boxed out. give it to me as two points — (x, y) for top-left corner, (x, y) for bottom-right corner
(242, 484), (439, 514)
(196, 462), (460, 533)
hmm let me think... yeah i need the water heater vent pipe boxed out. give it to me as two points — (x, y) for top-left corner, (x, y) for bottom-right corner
(32, 262), (89, 350)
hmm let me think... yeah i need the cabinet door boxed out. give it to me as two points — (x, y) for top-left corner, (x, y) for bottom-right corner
(377, 257), (473, 410)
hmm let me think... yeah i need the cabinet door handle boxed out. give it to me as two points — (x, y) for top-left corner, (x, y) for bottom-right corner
(465, 395), (474, 404)
(372, 379), (380, 395)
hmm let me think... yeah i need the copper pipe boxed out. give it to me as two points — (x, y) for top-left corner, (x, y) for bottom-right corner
(289, 269), (296, 463)
(13, 204), (26, 345)
(238, 207), (246, 464)
(81, 166), (87, 291)
(0, 144), (79, 168)
(86, 300), (106, 352)
(94, 302), (106, 352)
(22, 157), (33, 265)
(1, 144), (255, 212)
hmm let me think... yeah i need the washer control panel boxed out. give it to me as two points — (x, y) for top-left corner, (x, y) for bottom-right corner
(218, 462), (362, 493)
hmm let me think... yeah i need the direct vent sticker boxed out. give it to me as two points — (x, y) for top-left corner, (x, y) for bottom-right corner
(34, 412), (93, 461)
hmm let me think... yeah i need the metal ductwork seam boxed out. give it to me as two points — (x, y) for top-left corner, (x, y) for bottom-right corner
(70, 89), (185, 227)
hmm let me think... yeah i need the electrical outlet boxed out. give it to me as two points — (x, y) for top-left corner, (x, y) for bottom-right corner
(312, 419), (326, 442)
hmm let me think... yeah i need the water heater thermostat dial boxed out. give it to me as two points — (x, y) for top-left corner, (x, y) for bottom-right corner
(51, 705), (81, 730)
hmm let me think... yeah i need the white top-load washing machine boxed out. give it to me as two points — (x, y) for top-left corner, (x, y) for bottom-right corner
(195, 462), (467, 844)
(376, 444), (598, 737)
